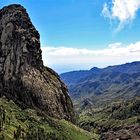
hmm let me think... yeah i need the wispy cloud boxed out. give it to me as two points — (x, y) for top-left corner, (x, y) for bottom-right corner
(42, 41), (140, 73)
(102, 0), (140, 32)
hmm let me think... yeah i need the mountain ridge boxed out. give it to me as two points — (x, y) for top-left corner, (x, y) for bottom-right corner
(60, 61), (140, 107)
(61, 61), (140, 84)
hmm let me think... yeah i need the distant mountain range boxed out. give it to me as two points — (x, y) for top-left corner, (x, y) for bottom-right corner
(60, 61), (140, 107)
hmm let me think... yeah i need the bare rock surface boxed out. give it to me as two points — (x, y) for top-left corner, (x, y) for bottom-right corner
(0, 4), (74, 122)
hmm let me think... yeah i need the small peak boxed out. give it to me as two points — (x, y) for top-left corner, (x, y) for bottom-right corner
(2, 4), (24, 10)
(90, 67), (100, 71)
(0, 4), (26, 14)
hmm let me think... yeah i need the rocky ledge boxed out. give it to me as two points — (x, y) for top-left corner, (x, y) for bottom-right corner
(0, 4), (74, 122)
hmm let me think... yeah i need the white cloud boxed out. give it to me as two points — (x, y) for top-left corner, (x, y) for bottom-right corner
(42, 41), (140, 73)
(102, 0), (140, 32)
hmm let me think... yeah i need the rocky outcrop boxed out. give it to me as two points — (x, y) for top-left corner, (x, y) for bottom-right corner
(100, 125), (140, 140)
(0, 4), (74, 122)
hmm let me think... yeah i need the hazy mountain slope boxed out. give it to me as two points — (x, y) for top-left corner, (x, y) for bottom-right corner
(60, 70), (90, 86)
(60, 61), (140, 106)
(61, 61), (140, 86)
(60, 67), (101, 86)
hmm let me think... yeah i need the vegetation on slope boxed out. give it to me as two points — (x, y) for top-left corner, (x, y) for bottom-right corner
(78, 97), (140, 139)
(0, 97), (95, 140)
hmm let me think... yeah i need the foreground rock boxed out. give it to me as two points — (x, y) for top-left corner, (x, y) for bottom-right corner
(0, 4), (74, 122)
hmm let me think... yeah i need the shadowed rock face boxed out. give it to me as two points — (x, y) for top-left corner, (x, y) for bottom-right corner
(0, 4), (74, 122)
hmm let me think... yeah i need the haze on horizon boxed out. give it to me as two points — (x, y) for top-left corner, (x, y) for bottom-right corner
(1, 0), (140, 73)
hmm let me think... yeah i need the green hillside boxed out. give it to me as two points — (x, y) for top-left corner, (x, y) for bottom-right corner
(0, 97), (95, 140)
(78, 97), (140, 139)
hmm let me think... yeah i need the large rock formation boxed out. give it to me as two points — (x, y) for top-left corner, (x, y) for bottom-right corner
(0, 4), (74, 122)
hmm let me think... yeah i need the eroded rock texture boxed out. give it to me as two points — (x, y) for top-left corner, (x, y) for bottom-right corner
(0, 4), (74, 122)
(100, 125), (140, 140)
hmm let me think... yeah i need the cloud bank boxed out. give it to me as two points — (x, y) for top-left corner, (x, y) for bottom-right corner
(102, 0), (140, 32)
(42, 41), (140, 73)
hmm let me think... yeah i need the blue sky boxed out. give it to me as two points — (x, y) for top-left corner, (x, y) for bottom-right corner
(1, 0), (140, 73)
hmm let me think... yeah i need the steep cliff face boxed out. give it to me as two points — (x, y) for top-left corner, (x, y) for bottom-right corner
(0, 4), (74, 122)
